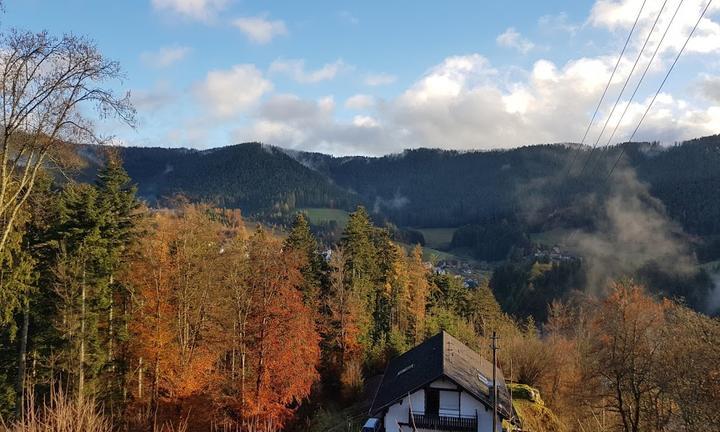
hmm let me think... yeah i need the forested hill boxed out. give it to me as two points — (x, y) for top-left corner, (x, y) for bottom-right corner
(295, 135), (720, 236)
(83, 143), (359, 217)
(93, 135), (720, 238)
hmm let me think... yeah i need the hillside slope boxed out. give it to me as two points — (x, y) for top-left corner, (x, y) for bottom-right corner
(87, 135), (720, 248)
(115, 143), (358, 215)
(299, 136), (720, 235)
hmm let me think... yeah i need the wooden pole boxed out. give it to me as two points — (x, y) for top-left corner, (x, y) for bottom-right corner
(491, 331), (499, 432)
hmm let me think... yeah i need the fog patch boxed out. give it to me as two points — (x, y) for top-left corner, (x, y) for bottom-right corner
(373, 192), (410, 213)
(565, 168), (696, 293)
(707, 272), (720, 315)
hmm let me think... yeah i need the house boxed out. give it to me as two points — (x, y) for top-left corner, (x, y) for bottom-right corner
(367, 331), (515, 432)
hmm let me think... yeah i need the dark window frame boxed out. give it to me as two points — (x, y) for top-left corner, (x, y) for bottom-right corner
(425, 386), (462, 417)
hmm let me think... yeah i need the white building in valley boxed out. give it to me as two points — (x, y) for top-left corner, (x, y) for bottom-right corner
(367, 331), (516, 432)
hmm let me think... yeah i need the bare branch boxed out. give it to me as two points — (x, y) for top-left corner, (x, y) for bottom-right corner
(0, 29), (135, 255)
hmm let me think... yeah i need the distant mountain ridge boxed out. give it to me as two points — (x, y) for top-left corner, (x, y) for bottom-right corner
(82, 135), (720, 242)
(96, 142), (359, 217)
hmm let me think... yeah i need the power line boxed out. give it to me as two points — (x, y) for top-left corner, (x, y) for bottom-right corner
(577, 0), (670, 178)
(605, 0), (714, 181)
(564, 0), (649, 177)
(587, 0), (686, 177)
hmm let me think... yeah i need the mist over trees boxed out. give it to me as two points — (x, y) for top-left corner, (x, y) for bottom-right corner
(94, 136), (720, 272)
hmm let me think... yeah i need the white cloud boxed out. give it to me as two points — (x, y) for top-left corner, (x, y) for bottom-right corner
(345, 94), (375, 110)
(353, 115), (379, 128)
(234, 49), (718, 155)
(140, 46), (191, 68)
(364, 73), (397, 86)
(496, 27), (535, 54)
(236, 94), (391, 155)
(590, 0), (720, 55)
(232, 16), (288, 44)
(194, 64), (273, 119)
(269, 58), (348, 83)
(151, 0), (228, 21)
(694, 74), (720, 102)
(167, 0), (720, 155)
(132, 81), (177, 112)
(538, 12), (580, 35)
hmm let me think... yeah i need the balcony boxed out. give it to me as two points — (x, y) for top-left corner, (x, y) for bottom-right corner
(410, 411), (477, 431)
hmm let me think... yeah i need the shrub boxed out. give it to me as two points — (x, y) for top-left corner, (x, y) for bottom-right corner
(1, 387), (111, 432)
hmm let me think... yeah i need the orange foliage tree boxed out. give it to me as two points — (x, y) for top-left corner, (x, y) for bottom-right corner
(125, 205), (226, 428)
(237, 228), (320, 431)
(126, 208), (320, 432)
(583, 281), (672, 432)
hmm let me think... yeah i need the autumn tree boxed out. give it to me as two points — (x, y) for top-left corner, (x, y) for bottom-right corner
(662, 303), (720, 430)
(466, 279), (504, 337)
(324, 248), (363, 397)
(125, 205), (224, 429)
(126, 211), (321, 431)
(406, 245), (430, 343)
(124, 211), (173, 429)
(240, 228), (320, 431)
(583, 281), (671, 432)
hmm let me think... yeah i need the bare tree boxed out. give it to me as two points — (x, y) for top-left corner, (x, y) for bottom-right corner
(0, 29), (134, 256)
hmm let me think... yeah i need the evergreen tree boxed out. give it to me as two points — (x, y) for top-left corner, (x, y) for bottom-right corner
(340, 206), (379, 348)
(467, 281), (504, 336)
(406, 245), (430, 343)
(284, 213), (327, 308)
(0, 214), (37, 418)
(94, 152), (141, 410)
(51, 183), (110, 399)
(41, 156), (139, 406)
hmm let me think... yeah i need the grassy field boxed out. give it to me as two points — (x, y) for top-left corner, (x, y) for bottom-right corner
(299, 208), (350, 228)
(396, 241), (472, 263)
(529, 228), (570, 247)
(420, 246), (458, 262)
(415, 227), (457, 250)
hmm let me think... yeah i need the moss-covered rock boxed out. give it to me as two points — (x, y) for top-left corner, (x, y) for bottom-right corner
(509, 383), (544, 406)
(506, 384), (565, 432)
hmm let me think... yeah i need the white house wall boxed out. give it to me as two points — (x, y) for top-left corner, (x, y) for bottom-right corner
(459, 391), (484, 417)
(381, 381), (501, 432)
(384, 389), (425, 432)
(477, 409), (502, 432)
(429, 378), (457, 390)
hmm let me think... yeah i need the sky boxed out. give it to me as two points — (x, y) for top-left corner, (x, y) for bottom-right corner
(5, 0), (720, 155)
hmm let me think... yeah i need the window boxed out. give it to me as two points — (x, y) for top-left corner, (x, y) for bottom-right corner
(438, 390), (460, 416)
(425, 389), (439, 417)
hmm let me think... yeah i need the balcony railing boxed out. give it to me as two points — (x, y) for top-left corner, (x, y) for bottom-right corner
(410, 411), (477, 431)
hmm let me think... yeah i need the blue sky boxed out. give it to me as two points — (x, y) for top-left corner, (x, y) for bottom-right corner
(5, 0), (720, 155)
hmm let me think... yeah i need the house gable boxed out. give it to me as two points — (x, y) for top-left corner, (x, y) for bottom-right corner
(382, 379), (495, 432)
(369, 331), (512, 419)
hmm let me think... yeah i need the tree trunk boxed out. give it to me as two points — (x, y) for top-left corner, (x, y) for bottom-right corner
(15, 297), (29, 418)
(231, 321), (236, 379)
(138, 357), (143, 399)
(152, 273), (161, 432)
(79, 266), (86, 400)
(109, 274), (114, 371)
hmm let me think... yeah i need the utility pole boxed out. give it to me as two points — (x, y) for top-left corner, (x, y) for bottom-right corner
(491, 331), (499, 432)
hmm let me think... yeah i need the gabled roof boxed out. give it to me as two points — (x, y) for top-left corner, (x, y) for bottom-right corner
(369, 331), (512, 419)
